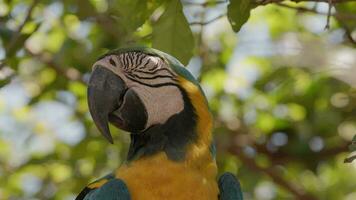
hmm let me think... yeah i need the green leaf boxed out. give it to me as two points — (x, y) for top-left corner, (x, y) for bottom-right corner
(0, 26), (13, 45)
(0, 78), (11, 88)
(344, 134), (356, 163)
(76, 0), (97, 20)
(335, 2), (356, 29)
(227, 0), (254, 32)
(349, 135), (356, 152)
(116, 0), (163, 33)
(152, 0), (194, 65)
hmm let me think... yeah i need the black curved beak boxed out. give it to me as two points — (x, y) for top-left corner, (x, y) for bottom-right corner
(87, 66), (126, 144)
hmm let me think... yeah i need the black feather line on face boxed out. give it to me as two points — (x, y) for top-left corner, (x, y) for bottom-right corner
(133, 52), (139, 65)
(124, 54), (129, 69)
(137, 54), (145, 66)
(128, 53), (134, 67)
(126, 72), (177, 81)
(147, 63), (158, 71)
(140, 59), (150, 69)
(134, 68), (176, 77)
(125, 75), (179, 88)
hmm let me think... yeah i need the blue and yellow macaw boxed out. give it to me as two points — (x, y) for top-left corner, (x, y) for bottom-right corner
(76, 47), (243, 200)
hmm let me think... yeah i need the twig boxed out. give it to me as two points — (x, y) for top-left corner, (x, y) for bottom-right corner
(342, 25), (356, 46)
(183, 0), (227, 6)
(284, 0), (353, 3)
(0, 62), (5, 70)
(25, 48), (86, 84)
(0, 67), (15, 87)
(190, 14), (226, 26)
(187, 0), (356, 27)
(324, 0), (333, 29)
(334, 15), (356, 46)
(259, 0), (356, 5)
(258, 0), (284, 5)
(5, 0), (39, 55)
(217, 117), (345, 199)
(253, 142), (349, 165)
(343, 26), (356, 46)
(275, 3), (356, 21)
(344, 155), (356, 163)
(229, 145), (318, 200)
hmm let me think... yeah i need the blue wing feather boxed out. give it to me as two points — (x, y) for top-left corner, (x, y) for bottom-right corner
(218, 172), (243, 200)
(76, 175), (130, 200)
(83, 179), (130, 200)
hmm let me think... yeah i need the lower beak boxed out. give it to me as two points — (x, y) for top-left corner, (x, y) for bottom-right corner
(87, 66), (126, 143)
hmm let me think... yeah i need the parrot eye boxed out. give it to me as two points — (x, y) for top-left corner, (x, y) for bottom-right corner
(109, 58), (116, 67)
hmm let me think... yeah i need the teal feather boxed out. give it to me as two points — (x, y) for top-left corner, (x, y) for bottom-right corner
(210, 141), (217, 160)
(218, 172), (244, 200)
(76, 174), (130, 200)
(83, 179), (130, 200)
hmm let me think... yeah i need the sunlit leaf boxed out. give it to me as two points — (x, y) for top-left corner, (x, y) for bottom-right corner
(69, 81), (86, 97)
(287, 103), (306, 121)
(49, 163), (72, 183)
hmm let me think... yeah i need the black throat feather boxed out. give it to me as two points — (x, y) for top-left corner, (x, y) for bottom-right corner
(127, 87), (197, 162)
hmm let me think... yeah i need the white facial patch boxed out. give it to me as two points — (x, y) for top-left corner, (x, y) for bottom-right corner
(93, 52), (186, 130)
(131, 86), (184, 129)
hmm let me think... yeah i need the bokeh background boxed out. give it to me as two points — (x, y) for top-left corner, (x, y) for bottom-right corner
(0, 0), (356, 199)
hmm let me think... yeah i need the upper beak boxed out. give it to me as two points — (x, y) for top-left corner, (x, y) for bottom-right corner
(87, 66), (126, 143)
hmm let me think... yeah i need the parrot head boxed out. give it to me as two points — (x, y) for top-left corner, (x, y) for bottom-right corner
(88, 47), (211, 148)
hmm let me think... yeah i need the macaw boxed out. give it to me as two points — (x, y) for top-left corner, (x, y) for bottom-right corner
(76, 47), (243, 200)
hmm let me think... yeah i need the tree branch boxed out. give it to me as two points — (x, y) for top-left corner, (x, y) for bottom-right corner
(260, 0), (356, 5)
(333, 15), (356, 46)
(253, 142), (349, 165)
(229, 145), (318, 200)
(324, 0), (333, 29)
(186, 0), (356, 27)
(342, 24), (356, 46)
(5, 0), (39, 55)
(275, 3), (356, 20)
(0, 0), (40, 71)
(25, 48), (86, 84)
(0, 61), (5, 71)
(344, 155), (356, 163)
(216, 116), (348, 199)
(190, 14), (226, 26)
(183, 0), (227, 6)
(275, 2), (356, 20)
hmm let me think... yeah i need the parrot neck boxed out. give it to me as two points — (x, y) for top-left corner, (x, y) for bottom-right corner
(126, 78), (215, 169)
(126, 86), (199, 162)
(117, 78), (217, 192)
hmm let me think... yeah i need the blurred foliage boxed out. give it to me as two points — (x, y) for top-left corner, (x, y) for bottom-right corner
(0, 0), (356, 199)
